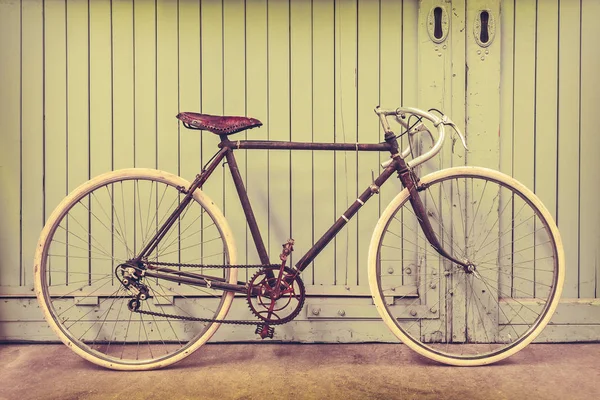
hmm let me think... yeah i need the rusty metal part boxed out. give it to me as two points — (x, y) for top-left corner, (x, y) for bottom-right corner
(255, 324), (275, 339)
(130, 262), (299, 326)
(280, 239), (294, 262)
(246, 266), (306, 324)
(177, 112), (262, 135)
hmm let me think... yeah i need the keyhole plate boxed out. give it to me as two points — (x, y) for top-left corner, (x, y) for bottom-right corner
(427, 6), (449, 44)
(473, 9), (495, 48)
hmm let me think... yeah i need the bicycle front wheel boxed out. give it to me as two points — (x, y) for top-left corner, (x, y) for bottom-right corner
(368, 167), (564, 366)
(34, 169), (237, 370)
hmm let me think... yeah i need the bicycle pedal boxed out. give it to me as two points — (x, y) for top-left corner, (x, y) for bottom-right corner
(255, 324), (275, 339)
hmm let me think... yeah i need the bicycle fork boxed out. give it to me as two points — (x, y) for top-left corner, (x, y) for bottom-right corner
(395, 158), (469, 269)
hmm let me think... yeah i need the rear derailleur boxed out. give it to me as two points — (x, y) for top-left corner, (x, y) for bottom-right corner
(116, 263), (150, 312)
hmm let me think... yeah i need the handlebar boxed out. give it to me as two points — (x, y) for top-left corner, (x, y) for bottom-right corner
(375, 106), (467, 169)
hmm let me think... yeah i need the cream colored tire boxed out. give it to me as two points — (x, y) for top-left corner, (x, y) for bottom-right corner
(368, 166), (564, 366)
(34, 168), (238, 370)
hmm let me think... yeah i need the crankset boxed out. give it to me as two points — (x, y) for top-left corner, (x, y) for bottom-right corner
(246, 240), (306, 338)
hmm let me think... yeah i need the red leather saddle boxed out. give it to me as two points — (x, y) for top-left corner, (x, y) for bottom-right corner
(176, 112), (262, 135)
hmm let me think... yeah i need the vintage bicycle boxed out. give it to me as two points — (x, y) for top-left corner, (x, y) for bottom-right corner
(33, 106), (564, 370)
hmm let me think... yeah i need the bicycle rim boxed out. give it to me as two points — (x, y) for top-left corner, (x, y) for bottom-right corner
(370, 167), (564, 365)
(34, 169), (237, 370)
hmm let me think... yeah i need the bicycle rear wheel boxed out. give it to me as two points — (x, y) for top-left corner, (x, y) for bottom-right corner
(368, 167), (564, 366)
(34, 169), (237, 370)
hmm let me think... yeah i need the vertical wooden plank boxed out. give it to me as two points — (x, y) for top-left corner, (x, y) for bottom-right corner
(177, 0), (203, 271)
(579, 0), (600, 299)
(416, 0), (449, 341)
(450, 0), (466, 168)
(154, 0), (180, 266)
(512, 0), (535, 184)
(156, 0), (178, 174)
(178, 1), (201, 180)
(89, 0), (112, 176)
(66, 0), (90, 283)
(201, 0), (224, 214)
(21, 0), (45, 286)
(88, 0), (113, 289)
(379, 0), (403, 208)
(223, 0), (248, 266)
(534, 0), (559, 296)
(66, 0), (90, 189)
(499, 0), (514, 178)
(112, 0), (135, 172)
(402, 0), (418, 110)
(498, 0), (516, 314)
(378, 0), (406, 323)
(557, 0), (581, 298)
(0, 0), (21, 286)
(399, 0), (419, 292)
(290, 0), (313, 280)
(44, 0), (68, 285)
(335, 0), (358, 287)
(356, 0), (377, 287)
(245, 0), (269, 265)
(508, 0), (536, 307)
(534, 0), (558, 219)
(266, 0), (291, 261)
(133, 0), (157, 169)
(111, 0), (135, 262)
(465, 0), (503, 342)
(133, 0), (156, 254)
(311, 0), (336, 285)
(448, 0), (467, 344)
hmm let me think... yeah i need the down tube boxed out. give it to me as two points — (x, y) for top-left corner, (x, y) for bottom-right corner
(295, 162), (399, 272)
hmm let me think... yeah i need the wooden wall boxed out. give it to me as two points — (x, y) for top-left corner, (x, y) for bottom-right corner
(0, 0), (598, 341)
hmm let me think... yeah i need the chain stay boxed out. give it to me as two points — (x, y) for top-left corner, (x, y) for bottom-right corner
(133, 262), (297, 326)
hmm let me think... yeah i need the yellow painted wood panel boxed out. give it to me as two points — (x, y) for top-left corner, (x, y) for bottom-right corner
(335, 0), (358, 287)
(290, 0), (314, 281)
(266, 0), (292, 265)
(2, 0), (597, 306)
(557, 0), (581, 298)
(311, 0), (336, 285)
(21, 0), (45, 287)
(0, 0), (22, 286)
(579, 0), (600, 298)
(43, 0), (69, 286)
(245, 0), (270, 271)
(356, 0), (378, 288)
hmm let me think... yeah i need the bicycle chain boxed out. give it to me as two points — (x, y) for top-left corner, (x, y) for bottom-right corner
(132, 307), (292, 326)
(146, 261), (281, 269)
(132, 261), (298, 326)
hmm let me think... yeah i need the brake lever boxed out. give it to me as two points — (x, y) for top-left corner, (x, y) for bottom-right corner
(442, 116), (468, 151)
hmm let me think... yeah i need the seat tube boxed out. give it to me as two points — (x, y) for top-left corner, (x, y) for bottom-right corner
(224, 149), (271, 265)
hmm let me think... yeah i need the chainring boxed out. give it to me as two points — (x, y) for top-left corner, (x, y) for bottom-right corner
(246, 266), (306, 324)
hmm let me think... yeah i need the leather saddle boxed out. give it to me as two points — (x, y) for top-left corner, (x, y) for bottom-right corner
(176, 112), (262, 136)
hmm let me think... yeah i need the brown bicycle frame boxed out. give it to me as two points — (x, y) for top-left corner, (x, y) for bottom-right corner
(137, 134), (466, 295)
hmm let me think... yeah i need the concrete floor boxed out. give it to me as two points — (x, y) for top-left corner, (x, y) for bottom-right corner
(1, 343), (599, 400)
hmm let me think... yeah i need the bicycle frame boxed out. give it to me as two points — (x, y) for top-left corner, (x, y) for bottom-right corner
(134, 133), (467, 295)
